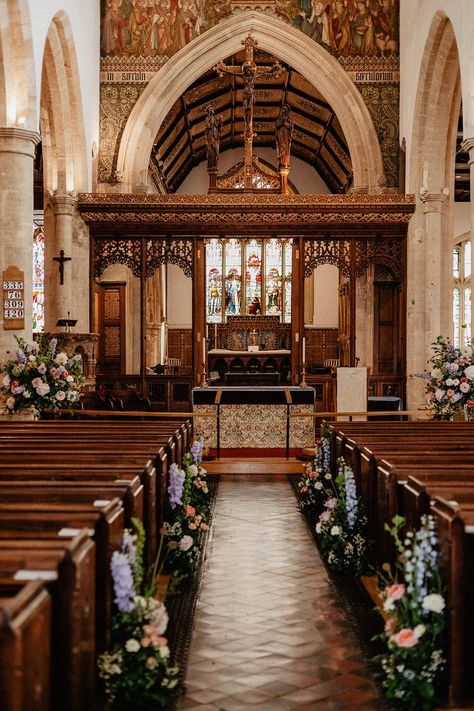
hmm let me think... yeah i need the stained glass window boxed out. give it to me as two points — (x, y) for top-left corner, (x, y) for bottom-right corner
(284, 241), (292, 323)
(33, 222), (45, 332)
(453, 237), (471, 346)
(224, 239), (241, 316)
(205, 238), (292, 323)
(453, 288), (460, 348)
(245, 239), (262, 315)
(205, 239), (222, 324)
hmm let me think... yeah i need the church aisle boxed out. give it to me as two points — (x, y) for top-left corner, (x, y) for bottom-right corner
(177, 479), (383, 710)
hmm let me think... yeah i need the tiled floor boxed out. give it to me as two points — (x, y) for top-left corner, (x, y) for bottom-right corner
(178, 479), (383, 710)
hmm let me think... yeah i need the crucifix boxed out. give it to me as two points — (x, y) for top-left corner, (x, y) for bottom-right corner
(214, 34), (282, 189)
(53, 249), (71, 285)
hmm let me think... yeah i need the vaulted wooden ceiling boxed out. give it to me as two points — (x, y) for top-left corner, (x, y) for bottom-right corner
(150, 48), (353, 194)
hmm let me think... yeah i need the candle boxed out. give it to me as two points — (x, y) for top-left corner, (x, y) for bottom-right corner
(206, 324), (209, 339)
(202, 337), (206, 364)
(302, 337), (306, 365)
(214, 323), (217, 343)
(160, 322), (165, 364)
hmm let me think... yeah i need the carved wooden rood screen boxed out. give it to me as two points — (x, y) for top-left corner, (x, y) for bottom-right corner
(80, 193), (415, 407)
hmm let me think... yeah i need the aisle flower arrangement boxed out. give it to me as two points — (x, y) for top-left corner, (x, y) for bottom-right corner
(98, 519), (180, 710)
(374, 515), (446, 710)
(297, 430), (332, 515)
(314, 459), (368, 575)
(423, 335), (474, 419)
(162, 438), (211, 590)
(0, 335), (83, 417)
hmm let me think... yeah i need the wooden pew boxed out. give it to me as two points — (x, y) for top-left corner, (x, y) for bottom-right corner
(0, 532), (95, 711)
(0, 498), (123, 651)
(0, 580), (51, 711)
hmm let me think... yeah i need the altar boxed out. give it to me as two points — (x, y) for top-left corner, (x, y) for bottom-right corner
(192, 385), (315, 454)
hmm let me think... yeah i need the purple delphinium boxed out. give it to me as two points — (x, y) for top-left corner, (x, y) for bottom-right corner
(110, 550), (135, 613)
(50, 338), (57, 356)
(15, 349), (27, 364)
(168, 463), (185, 509)
(190, 438), (204, 465)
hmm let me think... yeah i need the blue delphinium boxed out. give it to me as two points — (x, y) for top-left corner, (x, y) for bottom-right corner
(168, 463), (185, 509)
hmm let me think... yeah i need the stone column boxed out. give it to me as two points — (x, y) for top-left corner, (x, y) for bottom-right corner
(0, 127), (40, 360)
(48, 191), (78, 326)
(407, 190), (449, 410)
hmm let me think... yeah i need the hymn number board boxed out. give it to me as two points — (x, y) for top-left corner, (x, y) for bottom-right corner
(3, 266), (25, 330)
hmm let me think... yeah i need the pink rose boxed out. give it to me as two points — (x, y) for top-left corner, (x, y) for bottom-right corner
(386, 583), (405, 601)
(319, 510), (330, 522)
(391, 628), (419, 648)
(447, 389), (454, 397)
(300, 486), (309, 493)
(141, 637), (152, 647)
(185, 505), (196, 517)
(384, 618), (396, 635)
(468, 399), (474, 408)
(309, 471), (320, 478)
(326, 497), (337, 509)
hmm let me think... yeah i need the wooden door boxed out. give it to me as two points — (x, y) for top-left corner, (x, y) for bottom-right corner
(374, 280), (399, 375)
(98, 283), (125, 374)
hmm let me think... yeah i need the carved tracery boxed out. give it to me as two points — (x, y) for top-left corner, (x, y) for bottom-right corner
(304, 239), (351, 277)
(146, 238), (193, 278)
(355, 238), (403, 279)
(95, 239), (141, 277)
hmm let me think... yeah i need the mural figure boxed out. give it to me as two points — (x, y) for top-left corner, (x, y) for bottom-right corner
(275, 103), (293, 170)
(330, 0), (354, 55)
(249, 295), (262, 315)
(295, 0), (331, 46)
(208, 269), (221, 316)
(374, 0), (398, 56)
(350, 0), (376, 55)
(206, 105), (222, 170)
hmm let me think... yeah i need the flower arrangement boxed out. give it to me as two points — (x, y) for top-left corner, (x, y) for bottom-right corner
(314, 459), (368, 575)
(297, 430), (333, 515)
(0, 335), (83, 417)
(422, 335), (474, 419)
(374, 515), (446, 709)
(98, 519), (180, 710)
(162, 438), (210, 590)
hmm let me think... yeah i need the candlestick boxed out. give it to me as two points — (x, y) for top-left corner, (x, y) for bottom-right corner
(214, 323), (217, 345)
(160, 321), (165, 364)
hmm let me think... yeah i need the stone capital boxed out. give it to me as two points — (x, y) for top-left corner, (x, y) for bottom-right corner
(461, 137), (474, 161)
(419, 188), (449, 214)
(49, 190), (79, 216)
(0, 127), (40, 159)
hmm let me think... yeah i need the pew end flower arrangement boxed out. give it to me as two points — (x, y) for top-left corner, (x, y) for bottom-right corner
(297, 429), (333, 515)
(162, 437), (211, 592)
(373, 515), (446, 710)
(314, 458), (369, 575)
(422, 335), (474, 420)
(0, 334), (83, 418)
(98, 518), (180, 710)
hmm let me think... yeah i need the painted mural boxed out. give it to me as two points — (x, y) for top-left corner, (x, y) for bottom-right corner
(101, 0), (232, 59)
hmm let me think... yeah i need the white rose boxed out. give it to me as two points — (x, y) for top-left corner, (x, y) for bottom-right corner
(445, 378), (454, 386)
(55, 390), (66, 401)
(6, 396), (15, 410)
(66, 375), (74, 383)
(188, 464), (198, 476)
(159, 645), (170, 658)
(2, 374), (10, 387)
(414, 624), (426, 639)
(125, 638), (140, 653)
(315, 481), (323, 490)
(460, 382), (470, 393)
(36, 382), (50, 396)
(67, 391), (78, 402)
(179, 535), (193, 551)
(32, 377), (42, 388)
(54, 352), (68, 365)
(315, 522), (322, 534)
(330, 525), (341, 536)
(23, 391), (31, 399)
(464, 365), (474, 380)
(28, 354), (36, 362)
(430, 368), (443, 379)
(435, 388), (445, 401)
(422, 593), (445, 614)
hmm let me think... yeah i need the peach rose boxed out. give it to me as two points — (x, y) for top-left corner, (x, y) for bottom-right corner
(386, 583), (405, 601)
(309, 471), (320, 478)
(185, 505), (196, 517)
(384, 618), (396, 635)
(141, 637), (152, 647)
(390, 628), (419, 648)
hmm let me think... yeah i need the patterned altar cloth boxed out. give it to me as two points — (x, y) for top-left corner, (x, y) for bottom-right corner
(192, 386), (315, 450)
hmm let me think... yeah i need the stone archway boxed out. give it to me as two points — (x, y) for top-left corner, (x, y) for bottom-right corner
(40, 11), (89, 331)
(406, 11), (461, 408)
(116, 11), (385, 193)
(0, 0), (36, 128)
(40, 10), (87, 194)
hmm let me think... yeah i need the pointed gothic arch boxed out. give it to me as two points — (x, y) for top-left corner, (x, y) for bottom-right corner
(406, 11), (462, 409)
(0, 0), (36, 127)
(40, 10), (87, 193)
(116, 11), (385, 193)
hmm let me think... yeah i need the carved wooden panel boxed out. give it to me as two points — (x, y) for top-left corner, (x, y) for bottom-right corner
(146, 238), (193, 278)
(304, 328), (338, 367)
(95, 239), (141, 277)
(215, 315), (291, 351)
(98, 283), (125, 374)
(304, 239), (351, 278)
(356, 238), (403, 279)
(167, 328), (193, 373)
